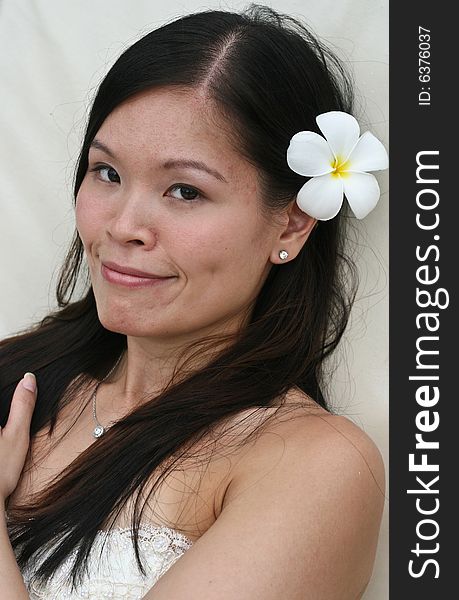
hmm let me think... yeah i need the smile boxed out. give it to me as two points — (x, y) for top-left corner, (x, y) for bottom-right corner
(101, 264), (176, 288)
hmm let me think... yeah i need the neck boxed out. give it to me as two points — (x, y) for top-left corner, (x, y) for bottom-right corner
(101, 330), (238, 412)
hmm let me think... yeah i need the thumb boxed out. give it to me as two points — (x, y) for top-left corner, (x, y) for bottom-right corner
(3, 373), (37, 438)
(22, 372), (37, 394)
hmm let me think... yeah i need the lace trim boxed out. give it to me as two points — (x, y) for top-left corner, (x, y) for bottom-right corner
(5, 510), (194, 547)
(17, 523), (194, 599)
(93, 523), (194, 548)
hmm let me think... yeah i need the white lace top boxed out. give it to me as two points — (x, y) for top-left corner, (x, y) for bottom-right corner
(13, 523), (194, 599)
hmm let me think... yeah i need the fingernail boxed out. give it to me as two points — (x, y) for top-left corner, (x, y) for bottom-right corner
(22, 372), (36, 393)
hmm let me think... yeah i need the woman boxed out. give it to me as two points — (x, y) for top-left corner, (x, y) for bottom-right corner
(0, 5), (387, 599)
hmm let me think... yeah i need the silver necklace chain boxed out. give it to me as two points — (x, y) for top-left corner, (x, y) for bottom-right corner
(92, 354), (124, 438)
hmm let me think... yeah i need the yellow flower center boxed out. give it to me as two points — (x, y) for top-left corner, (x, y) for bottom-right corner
(330, 156), (351, 178)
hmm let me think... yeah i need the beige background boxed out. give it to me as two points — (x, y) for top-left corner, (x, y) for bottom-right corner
(0, 1), (388, 597)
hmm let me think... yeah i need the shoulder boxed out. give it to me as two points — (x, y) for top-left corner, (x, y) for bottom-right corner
(279, 411), (386, 511)
(226, 390), (386, 508)
(216, 386), (385, 503)
(219, 392), (386, 596)
(148, 390), (386, 599)
(228, 386), (384, 484)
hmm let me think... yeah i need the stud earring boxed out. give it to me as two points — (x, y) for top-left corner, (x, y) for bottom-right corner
(279, 250), (289, 260)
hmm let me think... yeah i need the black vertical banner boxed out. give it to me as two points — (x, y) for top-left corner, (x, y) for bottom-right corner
(390, 2), (456, 598)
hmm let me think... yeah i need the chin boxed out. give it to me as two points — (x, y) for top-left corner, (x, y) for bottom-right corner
(95, 308), (173, 338)
(95, 305), (144, 335)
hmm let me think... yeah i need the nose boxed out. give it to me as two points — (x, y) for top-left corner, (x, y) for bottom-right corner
(107, 190), (158, 249)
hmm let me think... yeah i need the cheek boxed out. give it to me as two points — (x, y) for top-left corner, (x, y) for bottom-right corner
(75, 182), (90, 224)
(173, 211), (268, 284)
(75, 185), (106, 247)
(175, 214), (239, 261)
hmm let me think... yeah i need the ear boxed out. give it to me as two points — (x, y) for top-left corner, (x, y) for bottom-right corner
(269, 201), (317, 264)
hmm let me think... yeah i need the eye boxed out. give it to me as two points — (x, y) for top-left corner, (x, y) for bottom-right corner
(167, 184), (203, 203)
(90, 164), (121, 184)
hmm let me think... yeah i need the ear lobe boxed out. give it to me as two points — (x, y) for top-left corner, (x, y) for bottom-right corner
(269, 201), (317, 264)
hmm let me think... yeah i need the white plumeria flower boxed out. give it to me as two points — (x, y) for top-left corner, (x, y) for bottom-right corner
(286, 111), (389, 220)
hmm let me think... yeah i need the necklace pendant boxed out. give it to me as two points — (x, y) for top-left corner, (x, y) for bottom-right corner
(93, 425), (105, 438)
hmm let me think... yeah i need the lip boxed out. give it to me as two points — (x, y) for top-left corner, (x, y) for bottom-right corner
(101, 262), (176, 288)
(102, 261), (169, 278)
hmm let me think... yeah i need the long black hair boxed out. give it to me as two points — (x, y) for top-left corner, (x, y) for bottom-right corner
(1, 4), (357, 591)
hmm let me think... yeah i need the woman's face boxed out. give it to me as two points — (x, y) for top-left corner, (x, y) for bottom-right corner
(76, 87), (285, 341)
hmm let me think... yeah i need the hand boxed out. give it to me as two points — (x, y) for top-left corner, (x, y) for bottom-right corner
(0, 373), (37, 504)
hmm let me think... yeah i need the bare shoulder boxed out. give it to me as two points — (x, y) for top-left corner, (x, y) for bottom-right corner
(146, 389), (386, 599)
(226, 386), (385, 501)
(219, 390), (387, 597)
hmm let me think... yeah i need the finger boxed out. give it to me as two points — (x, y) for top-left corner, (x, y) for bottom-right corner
(3, 373), (37, 438)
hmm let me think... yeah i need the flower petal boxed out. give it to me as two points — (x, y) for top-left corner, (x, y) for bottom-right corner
(286, 131), (334, 177)
(296, 174), (344, 221)
(342, 172), (381, 219)
(316, 111), (360, 164)
(347, 131), (389, 172)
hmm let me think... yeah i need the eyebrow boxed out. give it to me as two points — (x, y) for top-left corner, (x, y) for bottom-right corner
(89, 138), (228, 183)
